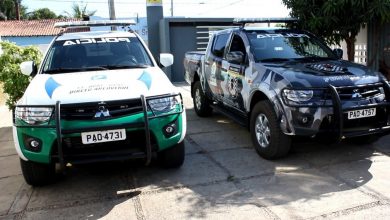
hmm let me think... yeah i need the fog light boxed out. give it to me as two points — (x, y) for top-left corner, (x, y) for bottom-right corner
(165, 125), (175, 133)
(23, 134), (42, 152)
(295, 113), (313, 126)
(30, 140), (40, 148)
(163, 122), (178, 138)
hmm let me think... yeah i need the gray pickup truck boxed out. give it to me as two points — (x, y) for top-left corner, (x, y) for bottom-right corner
(184, 18), (390, 159)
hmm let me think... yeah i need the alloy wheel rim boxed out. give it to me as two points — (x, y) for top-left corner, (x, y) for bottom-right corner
(255, 113), (271, 148)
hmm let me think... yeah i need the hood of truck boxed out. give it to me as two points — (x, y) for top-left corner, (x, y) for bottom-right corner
(18, 67), (176, 105)
(259, 59), (384, 88)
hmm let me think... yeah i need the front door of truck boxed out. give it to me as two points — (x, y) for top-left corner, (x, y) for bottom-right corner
(221, 34), (247, 111)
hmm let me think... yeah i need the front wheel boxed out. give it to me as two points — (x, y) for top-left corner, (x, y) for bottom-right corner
(192, 81), (213, 117)
(20, 159), (55, 186)
(250, 101), (291, 159)
(158, 141), (185, 168)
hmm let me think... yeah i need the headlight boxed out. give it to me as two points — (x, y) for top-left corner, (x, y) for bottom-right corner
(148, 96), (179, 113)
(15, 107), (53, 125)
(283, 89), (313, 102)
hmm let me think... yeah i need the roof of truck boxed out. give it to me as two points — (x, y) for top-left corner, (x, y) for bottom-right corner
(243, 27), (287, 31)
(214, 26), (304, 35)
(55, 30), (136, 41)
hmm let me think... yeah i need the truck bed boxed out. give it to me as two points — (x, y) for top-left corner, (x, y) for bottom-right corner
(184, 51), (205, 84)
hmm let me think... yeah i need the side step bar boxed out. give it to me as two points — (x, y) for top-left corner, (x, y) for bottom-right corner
(211, 104), (248, 127)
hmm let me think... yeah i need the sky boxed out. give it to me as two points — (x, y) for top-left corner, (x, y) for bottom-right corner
(23, 0), (290, 19)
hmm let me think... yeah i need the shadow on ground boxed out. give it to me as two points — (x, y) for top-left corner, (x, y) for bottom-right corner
(2, 106), (386, 219)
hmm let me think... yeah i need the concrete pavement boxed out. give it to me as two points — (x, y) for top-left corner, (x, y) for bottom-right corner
(0, 83), (390, 219)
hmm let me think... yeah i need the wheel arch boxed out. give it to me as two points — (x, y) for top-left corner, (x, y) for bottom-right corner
(248, 88), (289, 134)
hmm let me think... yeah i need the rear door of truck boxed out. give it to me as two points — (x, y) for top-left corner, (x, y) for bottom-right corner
(204, 31), (230, 100)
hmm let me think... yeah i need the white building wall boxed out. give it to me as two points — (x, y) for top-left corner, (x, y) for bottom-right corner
(331, 26), (367, 64)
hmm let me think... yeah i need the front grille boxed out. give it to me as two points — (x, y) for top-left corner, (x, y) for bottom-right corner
(337, 87), (383, 100)
(324, 84), (385, 101)
(317, 83), (389, 134)
(59, 99), (143, 120)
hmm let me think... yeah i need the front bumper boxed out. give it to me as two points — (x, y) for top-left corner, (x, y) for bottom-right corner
(13, 93), (185, 168)
(284, 81), (390, 140)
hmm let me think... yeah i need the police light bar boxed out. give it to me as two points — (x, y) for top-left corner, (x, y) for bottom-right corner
(54, 20), (136, 28)
(233, 17), (298, 26)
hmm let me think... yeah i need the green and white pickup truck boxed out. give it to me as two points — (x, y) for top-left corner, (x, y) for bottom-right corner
(14, 20), (186, 186)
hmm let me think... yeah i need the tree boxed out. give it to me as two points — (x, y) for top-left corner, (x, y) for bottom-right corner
(0, 0), (27, 20)
(27, 8), (58, 20)
(282, 0), (390, 61)
(65, 3), (96, 19)
(0, 11), (6, 20)
(0, 41), (42, 109)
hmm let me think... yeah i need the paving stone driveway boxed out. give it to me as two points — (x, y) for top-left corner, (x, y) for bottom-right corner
(0, 84), (389, 220)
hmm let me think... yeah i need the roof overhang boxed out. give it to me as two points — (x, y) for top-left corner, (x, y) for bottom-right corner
(54, 20), (136, 28)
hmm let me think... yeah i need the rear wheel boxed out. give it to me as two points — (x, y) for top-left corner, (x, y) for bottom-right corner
(20, 159), (55, 186)
(192, 81), (213, 117)
(158, 141), (185, 168)
(250, 101), (291, 159)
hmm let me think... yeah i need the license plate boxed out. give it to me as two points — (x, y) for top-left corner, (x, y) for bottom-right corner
(347, 108), (376, 120)
(81, 129), (126, 144)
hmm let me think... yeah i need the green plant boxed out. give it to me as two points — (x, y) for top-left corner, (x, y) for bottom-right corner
(0, 41), (42, 110)
(282, 0), (390, 61)
(65, 3), (96, 18)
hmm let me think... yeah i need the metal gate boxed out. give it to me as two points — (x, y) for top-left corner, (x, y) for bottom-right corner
(160, 18), (235, 82)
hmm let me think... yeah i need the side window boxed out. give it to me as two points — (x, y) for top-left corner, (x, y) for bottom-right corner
(211, 33), (229, 58)
(226, 35), (247, 65)
(228, 35), (246, 55)
(43, 48), (55, 70)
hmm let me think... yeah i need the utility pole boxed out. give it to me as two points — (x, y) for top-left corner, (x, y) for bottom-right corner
(108, 0), (116, 30)
(171, 0), (173, 17)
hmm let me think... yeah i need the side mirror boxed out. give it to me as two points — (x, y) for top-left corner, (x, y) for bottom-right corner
(159, 53), (174, 67)
(226, 51), (244, 64)
(333, 48), (343, 59)
(20, 61), (37, 76)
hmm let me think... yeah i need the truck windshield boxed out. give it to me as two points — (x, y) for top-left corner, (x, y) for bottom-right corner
(42, 37), (153, 74)
(245, 30), (337, 62)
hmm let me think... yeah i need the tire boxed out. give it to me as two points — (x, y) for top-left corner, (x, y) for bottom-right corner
(159, 141), (185, 168)
(192, 81), (213, 117)
(250, 101), (291, 159)
(20, 159), (55, 186)
(350, 135), (379, 145)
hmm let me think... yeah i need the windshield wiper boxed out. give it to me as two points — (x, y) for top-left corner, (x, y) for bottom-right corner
(98, 64), (151, 69)
(43, 65), (150, 74)
(43, 66), (108, 74)
(259, 58), (292, 63)
(294, 56), (336, 62)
